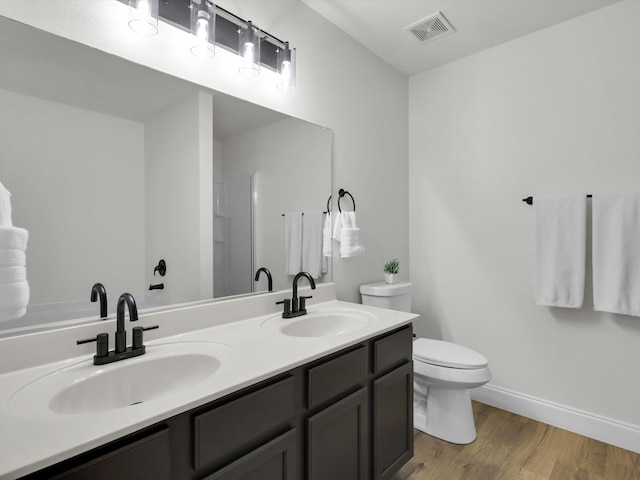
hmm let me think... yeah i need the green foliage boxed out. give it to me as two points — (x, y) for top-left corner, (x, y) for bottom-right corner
(383, 258), (399, 274)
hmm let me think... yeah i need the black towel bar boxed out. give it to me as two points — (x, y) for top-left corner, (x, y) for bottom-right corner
(522, 194), (592, 205)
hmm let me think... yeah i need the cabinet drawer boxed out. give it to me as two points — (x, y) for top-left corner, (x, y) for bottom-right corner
(307, 346), (367, 409)
(194, 376), (295, 470)
(49, 428), (171, 480)
(203, 429), (297, 480)
(373, 326), (413, 375)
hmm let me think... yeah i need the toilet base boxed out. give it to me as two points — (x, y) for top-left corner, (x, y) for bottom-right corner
(414, 386), (477, 444)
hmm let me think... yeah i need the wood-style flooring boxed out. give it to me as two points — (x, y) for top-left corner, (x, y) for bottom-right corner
(392, 402), (640, 480)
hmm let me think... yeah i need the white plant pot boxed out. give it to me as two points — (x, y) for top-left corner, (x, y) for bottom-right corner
(384, 273), (397, 284)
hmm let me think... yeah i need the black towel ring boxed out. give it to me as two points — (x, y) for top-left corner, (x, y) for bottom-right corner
(326, 195), (332, 213)
(338, 189), (356, 212)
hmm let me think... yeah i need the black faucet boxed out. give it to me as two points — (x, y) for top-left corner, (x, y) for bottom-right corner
(277, 271), (316, 318)
(115, 293), (138, 353)
(76, 292), (159, 365)
(90, 282), (108, 318)
(254, 267), (273, 292)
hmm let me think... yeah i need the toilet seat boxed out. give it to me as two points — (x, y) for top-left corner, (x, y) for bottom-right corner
(413, 338), (488, 370)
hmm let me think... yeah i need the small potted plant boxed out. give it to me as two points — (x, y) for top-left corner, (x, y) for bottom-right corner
(383, 258), (399, 284)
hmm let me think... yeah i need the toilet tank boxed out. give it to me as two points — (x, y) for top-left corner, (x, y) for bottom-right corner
(360, 281), (413, 312)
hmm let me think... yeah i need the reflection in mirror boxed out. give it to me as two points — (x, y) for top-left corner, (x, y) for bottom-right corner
(0, 16), (332, 335)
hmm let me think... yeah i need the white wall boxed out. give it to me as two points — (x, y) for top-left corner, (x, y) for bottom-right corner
(0, 87), (145, 305)
(0, 0), (409, 303)
(409, 0), (640, 429)
(221, 118), (332, 292)
(145, 92), (213, 304)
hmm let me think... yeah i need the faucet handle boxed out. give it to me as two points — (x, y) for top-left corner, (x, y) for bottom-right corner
(276, 298), (291, 316)
(299, 295), (313, 312)
(77, 333), (109, 358)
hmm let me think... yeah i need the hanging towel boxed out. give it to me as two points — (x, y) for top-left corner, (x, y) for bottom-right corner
(0, 181), (11, 226)
(284, 212), (303, 275)
(323, 212), (332, 257)
(302, 211), (324, 279)
(339, 211), (365, 258)
(592, 192), (640, 316)
(322, 212), (332, 274)
(332, 211), (343, 242)
(533, 194), (586, 308)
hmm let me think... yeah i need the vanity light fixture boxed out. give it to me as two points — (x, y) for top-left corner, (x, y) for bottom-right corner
(123, 0), (295, 89)
(277, 42), (296, 91)
(128, 0), (159, 36)
(238, 21), (261, 77)
(190, 0), (215, 58)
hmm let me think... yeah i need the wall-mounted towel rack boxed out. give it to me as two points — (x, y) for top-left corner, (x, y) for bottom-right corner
(281, 195), (332, 216)
(280, 212), (328, 216)
(338, 188), (356, 212)
(522, 194), (592, 205)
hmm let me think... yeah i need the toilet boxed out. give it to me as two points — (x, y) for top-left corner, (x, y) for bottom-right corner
(360, 281), (492, 445)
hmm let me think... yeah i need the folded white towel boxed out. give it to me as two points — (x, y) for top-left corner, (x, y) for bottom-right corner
(0, 281), (30, 322)
(533, 194), (586, 308)
(302, 211), (324, 279)
(0, 249), (26, 267)
(0, 181), (11, 226)
(339, 211), (365, 258)
(284, 212), (303, 275)
(593, 192), (640, 316)
(0, 226), (28, 251)
(0, 266), (27, 284)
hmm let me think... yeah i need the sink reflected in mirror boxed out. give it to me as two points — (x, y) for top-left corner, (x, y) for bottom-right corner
(262, 308), (377, 338)
(8, 342), (235, 417)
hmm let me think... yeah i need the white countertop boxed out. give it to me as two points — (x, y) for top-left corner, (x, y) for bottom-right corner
(0, 286), (416, 479)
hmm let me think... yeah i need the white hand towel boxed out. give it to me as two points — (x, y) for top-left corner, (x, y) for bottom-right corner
(323, 212), (332, 257)
(284, 212), (303, 275)
(0, 249), (26, 267)
(0, 181), (11, 226)
(339, 211), (365, 258)
(0, 281), (30, 322)
(332, 211), (343, 242)
(533, 194), (586, 308)
(0, 225), (28, 251)
(593, 192), (640, 316)
(302, 211), (324, 279)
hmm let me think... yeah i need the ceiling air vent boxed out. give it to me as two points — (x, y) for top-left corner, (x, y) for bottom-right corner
(405, 12), (455, 44)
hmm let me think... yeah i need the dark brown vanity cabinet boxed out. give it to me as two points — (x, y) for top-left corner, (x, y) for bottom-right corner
(21, 324), (413, 480)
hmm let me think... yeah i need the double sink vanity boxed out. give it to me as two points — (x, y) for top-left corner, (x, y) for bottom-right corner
(0, 283), (417, 480)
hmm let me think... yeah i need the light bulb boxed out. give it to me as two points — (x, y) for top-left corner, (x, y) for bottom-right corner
(196, 17), (209, 42)
(128, 0), (158, 36)
(190, 3), (215, 59)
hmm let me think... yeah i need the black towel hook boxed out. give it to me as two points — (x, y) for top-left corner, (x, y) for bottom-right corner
(338, 189), (356, 213)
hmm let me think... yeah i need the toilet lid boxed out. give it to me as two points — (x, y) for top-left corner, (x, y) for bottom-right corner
(413, 338), (488, 369)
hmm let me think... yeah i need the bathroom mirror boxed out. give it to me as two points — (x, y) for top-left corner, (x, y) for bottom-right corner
(0, 16), (332, 335)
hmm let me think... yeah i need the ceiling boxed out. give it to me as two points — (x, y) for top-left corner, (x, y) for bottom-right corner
(302, 0), (622, 76)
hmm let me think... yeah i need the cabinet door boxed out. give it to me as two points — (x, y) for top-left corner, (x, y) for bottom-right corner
(45, 428), (171, 480)
(307, 387), (368, 480)
(373, 362), (414, 480)
(203, 429), (297, 480)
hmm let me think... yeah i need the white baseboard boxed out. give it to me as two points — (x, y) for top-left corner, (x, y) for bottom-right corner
(471, 384), (640, 454)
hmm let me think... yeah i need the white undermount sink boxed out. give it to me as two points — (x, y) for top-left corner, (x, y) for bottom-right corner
(8, 342), (235, 417)
(262, 308), (377, 337)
